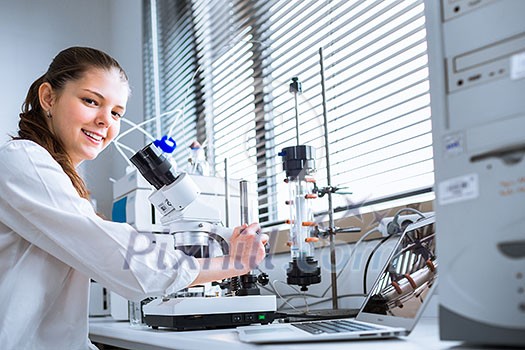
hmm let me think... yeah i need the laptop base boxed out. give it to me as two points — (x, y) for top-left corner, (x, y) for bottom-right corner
(280, 308), (359, 323)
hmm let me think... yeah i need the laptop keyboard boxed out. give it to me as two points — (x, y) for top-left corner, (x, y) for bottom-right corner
(292, 319), (379, 335)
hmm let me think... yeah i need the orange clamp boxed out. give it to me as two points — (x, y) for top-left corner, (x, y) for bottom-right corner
(391, 281), (402, 295)
(426, 259), (436, 272)
(404, 273), (417, 289)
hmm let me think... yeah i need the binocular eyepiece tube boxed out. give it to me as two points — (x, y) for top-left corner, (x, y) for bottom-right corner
(130, 143), (178, 190)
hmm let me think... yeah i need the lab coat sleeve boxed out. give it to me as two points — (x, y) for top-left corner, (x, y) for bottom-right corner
(0, 141), (200, 300)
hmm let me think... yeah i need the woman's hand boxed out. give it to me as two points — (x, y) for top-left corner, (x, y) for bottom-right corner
(228, 222), (269, 275)
(190, 222), (269, 286)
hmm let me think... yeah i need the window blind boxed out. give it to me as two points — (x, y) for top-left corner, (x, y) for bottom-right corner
(143, 0), (203, 169)
(143, 0), (433, 225)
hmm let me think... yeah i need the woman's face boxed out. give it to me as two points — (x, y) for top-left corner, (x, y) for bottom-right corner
(45, 67), (128, 166)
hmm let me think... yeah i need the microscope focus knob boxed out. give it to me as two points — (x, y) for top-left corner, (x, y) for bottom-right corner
(257, 272), (269, 286)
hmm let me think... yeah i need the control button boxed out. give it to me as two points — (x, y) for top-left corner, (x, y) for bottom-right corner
(232, 314), (243, 323)
(245, 314), (255, 322)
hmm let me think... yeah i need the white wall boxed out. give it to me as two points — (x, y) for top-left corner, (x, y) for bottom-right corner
(0, 0), (144, 217)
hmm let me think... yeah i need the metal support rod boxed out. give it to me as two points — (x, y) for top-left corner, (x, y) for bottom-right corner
(239, 180), (249, 225)
(290, 77), (302, 146)
(294, 92), (300, 145)
(224, 158), (229, 227)
(150, 0), (162, 139)
(239, 180), (254, 276)
(320, 47), (339, 310)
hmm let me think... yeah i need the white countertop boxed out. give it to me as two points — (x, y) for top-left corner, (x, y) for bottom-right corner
(90, 316), (467, 350)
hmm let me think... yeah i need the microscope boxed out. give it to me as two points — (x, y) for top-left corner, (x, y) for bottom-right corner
(127, 142), (276, 330)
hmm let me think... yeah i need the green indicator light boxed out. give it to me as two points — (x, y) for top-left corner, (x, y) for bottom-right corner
(258, 314), (266, 320)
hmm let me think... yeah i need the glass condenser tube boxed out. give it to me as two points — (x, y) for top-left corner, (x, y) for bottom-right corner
(288, 177), (315, 259)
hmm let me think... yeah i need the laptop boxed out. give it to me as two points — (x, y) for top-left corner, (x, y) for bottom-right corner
(237, 215), (437, 343)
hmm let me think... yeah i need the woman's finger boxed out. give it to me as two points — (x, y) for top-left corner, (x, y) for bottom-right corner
(259, 233), (269, 245)
(231, 223), (248, 238)
(238, 222), (260, 236)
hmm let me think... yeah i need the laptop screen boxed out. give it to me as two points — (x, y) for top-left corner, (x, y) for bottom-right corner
(361, 217), (437, 319)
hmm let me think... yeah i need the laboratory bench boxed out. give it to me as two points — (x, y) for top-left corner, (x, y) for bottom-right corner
(89, 316), (488, 350)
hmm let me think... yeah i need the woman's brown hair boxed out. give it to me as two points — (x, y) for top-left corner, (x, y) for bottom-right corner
(15, 47), (129, 199)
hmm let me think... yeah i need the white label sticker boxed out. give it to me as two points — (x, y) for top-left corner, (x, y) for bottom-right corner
(510, 52), (525, 80)
(438, 173), (479, 206)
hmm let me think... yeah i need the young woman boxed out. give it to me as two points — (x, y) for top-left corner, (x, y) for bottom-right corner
(0, 46), (267, 349)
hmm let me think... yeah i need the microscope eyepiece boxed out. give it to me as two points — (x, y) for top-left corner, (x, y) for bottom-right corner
(130, 143), (177, 189)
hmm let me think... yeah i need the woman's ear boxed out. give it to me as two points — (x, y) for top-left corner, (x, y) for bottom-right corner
(38, 82), (55, 112)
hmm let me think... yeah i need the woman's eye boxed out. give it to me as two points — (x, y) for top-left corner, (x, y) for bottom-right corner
(112, 111), (123, 119)
(82, 98), (98, 106)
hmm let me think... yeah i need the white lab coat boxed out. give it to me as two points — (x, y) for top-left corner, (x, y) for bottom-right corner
(0, 140), (200, 350)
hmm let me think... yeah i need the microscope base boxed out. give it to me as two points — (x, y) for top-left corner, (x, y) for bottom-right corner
(143, 295), (276, 330)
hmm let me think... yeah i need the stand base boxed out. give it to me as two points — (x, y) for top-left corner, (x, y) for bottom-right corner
(143, 295), (276, 330)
